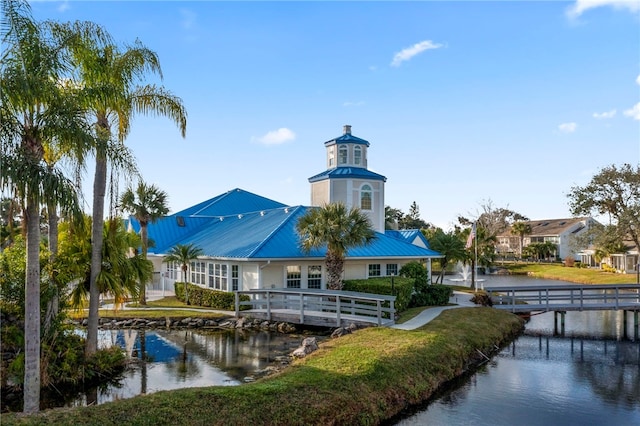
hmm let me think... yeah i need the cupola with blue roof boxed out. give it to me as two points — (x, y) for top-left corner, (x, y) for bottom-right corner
(308, 125), (387, 233)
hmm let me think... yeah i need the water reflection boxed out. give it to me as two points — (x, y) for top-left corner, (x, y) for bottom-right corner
(32, 329), (313, 410)
(396, 336), (640, 425)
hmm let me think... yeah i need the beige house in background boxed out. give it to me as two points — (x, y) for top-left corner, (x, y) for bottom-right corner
(496, 217), (597, 261)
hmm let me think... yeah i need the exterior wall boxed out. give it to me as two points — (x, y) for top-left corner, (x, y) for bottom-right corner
(329, 178), (385, 233)
(310, 180), (330, 206)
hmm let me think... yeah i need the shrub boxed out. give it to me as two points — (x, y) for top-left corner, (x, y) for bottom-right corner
(343, 277), (412, 313)
(174, 282), (250, 310)
(412, 284), (452, 307)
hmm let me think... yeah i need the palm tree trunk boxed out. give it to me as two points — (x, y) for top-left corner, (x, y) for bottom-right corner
(326, 251), (344, 290)
(44, 200), (59, 335)
(87, 153), (107, 356)
(24, 195), (41, 414)
(139, 224), (148, 305)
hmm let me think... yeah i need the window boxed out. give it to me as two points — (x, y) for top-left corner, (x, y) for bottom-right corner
(208, 263), (215, 288)
(386, 264), (398, 276)
(166, 261), (178, 280)
(206, 263), (228, 290)
(231, 265), (239, 291)
(286, 265), (301, 288)
(190, 261), (206, 285)
(338, 145), (348, 164)
(329, 148), (335, 167)
(354, 146), (362, 165)
(368, 264), (381, 277)
(308, 265), (322, 289)
(361, 184), (372, 210)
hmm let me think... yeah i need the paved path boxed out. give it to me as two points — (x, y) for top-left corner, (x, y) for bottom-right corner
(101, 289), (477, 330)
(391, 291), (477, 330)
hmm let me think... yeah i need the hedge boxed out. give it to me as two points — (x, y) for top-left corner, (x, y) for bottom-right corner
(174, 282), (250, 310)
(343, 277), (413, 313)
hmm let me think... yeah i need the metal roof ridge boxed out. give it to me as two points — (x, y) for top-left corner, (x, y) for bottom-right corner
(190, 188), (241, 216)
(245, 205), (305, 258)
(189, 205), (292, 220)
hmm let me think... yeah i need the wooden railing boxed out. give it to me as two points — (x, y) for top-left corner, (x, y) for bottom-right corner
(235, 288), (396, 327)
(485, 284), (640, 313)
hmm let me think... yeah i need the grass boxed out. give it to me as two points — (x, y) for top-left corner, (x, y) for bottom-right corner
(2, 307), (523, 426)
(503, 262), (638, 285)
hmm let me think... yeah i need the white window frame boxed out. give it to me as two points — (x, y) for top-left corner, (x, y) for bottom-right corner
(286, 265), (301, 288)
(308, 265), (322, 289)
(361, 184), (372, 210)
(190, 261), (206, 285)
(368, 264), (381, 277)
(338, 145), (348, 165)
(354, 146), (362, 165)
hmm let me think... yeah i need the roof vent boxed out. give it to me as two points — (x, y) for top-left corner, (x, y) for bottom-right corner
(284, 208), (289, 213)
(343, 125), (352, 135)
(176, 216), (185, 227)
(260, 211), (265, 216)
(219, 217), (224, 221)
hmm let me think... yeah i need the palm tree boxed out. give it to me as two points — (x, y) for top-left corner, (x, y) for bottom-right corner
(120, 181), (169, 305)
(1, 0), (87, 413)
(64, 34), (187, 355)
(164, 243), (204, 305)
(511, 221), (532, 259)
(427, 229), (466, 284)
(296, 203), (376, 290)
(59, 216), (151, 310)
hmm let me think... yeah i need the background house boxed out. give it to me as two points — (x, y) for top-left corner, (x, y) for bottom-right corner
(129, 126), (442, 293)
(496, 217), (598, 261)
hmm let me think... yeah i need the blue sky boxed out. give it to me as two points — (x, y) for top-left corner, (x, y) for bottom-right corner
(31, 1), (640, 229)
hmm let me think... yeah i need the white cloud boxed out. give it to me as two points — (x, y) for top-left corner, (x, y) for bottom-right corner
(558, 122), (578, 133)
(343, 101), (365, 107)
(180, 9), (197, 30)
(58, 1), (70, 12)
(624, 102), (640, 120)
(252, 128), (296, 146)
(566, 0), (640, 19)
(592, 109), (617, 119)
(636, 74), (640, 85)
(391, 40), (443, 67)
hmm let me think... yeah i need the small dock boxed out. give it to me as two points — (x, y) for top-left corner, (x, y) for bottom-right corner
(235, 288), (396, 328)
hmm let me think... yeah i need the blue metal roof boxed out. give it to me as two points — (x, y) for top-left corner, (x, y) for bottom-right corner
(147, 203), (440, 260)
(173, 188), (286, 217)
(324, 133), (370, 147)
(386, 230), (433, 249)
(308, 167), (387, 183)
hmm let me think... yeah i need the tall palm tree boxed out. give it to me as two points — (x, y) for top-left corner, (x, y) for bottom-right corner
(64, 34), (187, 355)
(511, 221), (532, 259)
(427, 229), (466, 284)
(163, 243), (204, 305)
(0, 0), (88, 413)
(120, 181), (169, 305)
(296, 203), (376, 290)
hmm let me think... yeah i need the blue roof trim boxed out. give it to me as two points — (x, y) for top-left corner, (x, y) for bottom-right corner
(324, 133), (370, 147)
(308, 167), (387, 183)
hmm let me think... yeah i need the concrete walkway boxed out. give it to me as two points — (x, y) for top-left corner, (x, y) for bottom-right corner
(101, 289), (478, 330)
(391, 291), (477, 330)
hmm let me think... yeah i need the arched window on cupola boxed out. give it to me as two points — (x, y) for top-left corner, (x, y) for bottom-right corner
(354, 146), (362, 166)
(360, 184), (372, 210)
(338, 145), (348, 165)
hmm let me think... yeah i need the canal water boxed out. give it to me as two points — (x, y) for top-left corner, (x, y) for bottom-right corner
(394, 275), (640, 425)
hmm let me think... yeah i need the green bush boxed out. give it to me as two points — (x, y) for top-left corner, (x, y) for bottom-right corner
(414, 284), (453, 306)
(343, 277), (412, 313)
(174, 282), (249, 310)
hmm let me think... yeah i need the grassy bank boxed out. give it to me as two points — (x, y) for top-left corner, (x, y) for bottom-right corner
(2, 308), (523, 426)
(503, 263), (637, 284)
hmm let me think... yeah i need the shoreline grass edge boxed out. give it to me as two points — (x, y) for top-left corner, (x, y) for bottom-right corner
(2, 308), (524, 426)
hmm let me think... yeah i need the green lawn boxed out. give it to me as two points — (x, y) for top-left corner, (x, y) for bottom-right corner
(503, 262), (638, 285)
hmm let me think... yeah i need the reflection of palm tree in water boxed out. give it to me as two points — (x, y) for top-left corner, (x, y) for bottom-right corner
(165, 331), (200, 380)
(140, 330), (147, 395)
